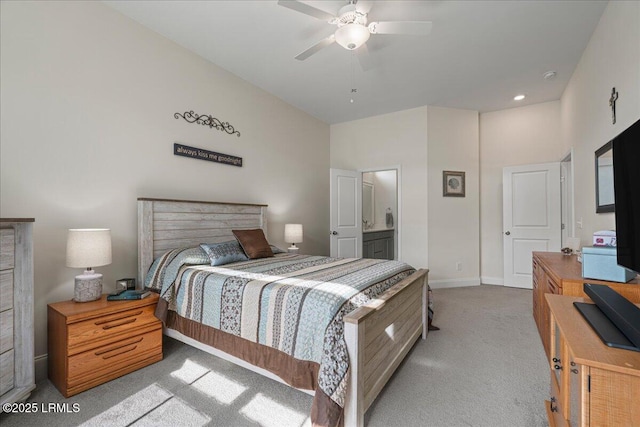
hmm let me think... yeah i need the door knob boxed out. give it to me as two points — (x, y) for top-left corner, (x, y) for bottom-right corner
(505, 231), (511, 235)
(331, 231), (338, 235)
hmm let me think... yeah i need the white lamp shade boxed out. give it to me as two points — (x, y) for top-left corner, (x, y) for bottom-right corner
(335, 23), (370, 50)
(66, 229), (112, 268)
(284, 224), (303, 244)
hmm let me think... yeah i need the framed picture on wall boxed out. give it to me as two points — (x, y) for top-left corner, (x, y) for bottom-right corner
(443, 171), (465, 197)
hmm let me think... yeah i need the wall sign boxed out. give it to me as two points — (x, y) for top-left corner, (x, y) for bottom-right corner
(174, 110), (241, 137)
(174, 143), (242, 167)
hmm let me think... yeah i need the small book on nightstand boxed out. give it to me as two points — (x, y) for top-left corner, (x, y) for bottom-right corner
(107, 289), (151, 301)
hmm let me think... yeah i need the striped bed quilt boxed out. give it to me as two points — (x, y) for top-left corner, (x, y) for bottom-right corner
(146, 249), (415, 426)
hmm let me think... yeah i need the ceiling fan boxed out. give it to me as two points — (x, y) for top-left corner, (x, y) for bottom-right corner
(278, 0), (433, 66)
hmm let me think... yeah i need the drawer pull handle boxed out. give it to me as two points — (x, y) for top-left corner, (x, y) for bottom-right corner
(94, 337), (144, 359)
(95, 310), (143, 326)
(101, 318), (137, 330)
(554, 364), (562, 370)
(100, 345), (139, 360)
(571, 368), (579, 374)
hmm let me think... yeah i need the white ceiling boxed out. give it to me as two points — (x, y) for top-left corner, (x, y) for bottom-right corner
(104, 1), (608, 124)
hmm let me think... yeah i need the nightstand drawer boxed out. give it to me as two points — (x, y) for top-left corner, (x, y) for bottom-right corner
(68, 326), (161, 385)
(68, 304), (158, 350)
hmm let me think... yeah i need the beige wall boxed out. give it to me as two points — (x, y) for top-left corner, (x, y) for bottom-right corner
(427, 107), (480, 286)
(561, 0), (640, 246)
(330, 107), (429, 268)
(479, 101), (563, 284)
(479, 0), (640, 284)
(0, 1), (329, 367)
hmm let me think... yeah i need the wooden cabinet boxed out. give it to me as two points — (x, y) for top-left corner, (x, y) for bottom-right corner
(532, 252), (640, 358)
(363, 229), (394, 260)
(0, 219), (35, 408)
(48, 294), (163, 397)
(545, 294), (640, 427)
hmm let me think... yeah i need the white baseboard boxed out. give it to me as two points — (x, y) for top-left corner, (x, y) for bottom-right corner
(429, 277), (481, 289)
(35, 354), (48, 382)
(480, 276), (504, 286)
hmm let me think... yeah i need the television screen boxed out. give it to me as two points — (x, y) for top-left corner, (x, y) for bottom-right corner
(612, 118), (640, 273)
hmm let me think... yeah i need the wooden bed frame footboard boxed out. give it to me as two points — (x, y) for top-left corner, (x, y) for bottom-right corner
(137, 198), (429, 427)
(343, 268), (428, 427)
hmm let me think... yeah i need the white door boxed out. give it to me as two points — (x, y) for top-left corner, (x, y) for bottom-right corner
(330, 168), (362, 258)
(560, 154), (574, 246)
(503, 163), (561, 288)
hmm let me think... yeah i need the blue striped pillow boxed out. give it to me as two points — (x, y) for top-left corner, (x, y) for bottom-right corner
(200, 241), (249, 266)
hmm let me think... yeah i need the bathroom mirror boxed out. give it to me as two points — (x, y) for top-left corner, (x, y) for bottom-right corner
(595, 140), (614, 213)
(362, 181), (374, 229)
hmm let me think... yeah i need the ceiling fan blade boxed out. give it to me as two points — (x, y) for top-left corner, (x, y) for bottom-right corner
(369, 21), (433, 36)
(277, 1), (336, 22)
(356, 44), (374, 71)
(295, 35), (335, 60)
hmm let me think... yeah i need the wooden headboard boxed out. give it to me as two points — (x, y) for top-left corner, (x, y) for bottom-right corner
(137, 198), (268, 284)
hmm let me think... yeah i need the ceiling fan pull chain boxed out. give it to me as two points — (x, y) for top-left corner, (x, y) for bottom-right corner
(350, 52), (357, 104)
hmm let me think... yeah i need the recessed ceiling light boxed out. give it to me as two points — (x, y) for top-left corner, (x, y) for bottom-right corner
(543, 70), (557, 80)
(514, 94), (525, 101)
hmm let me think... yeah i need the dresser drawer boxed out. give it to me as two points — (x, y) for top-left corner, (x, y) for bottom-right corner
(0, 348), (15, 395)
(0, 229), (15, 271)
(68, 326), (161, 386)
(68, 304), (158, 351)
(0, 308), (14, 354)
(0, 270), (13, 312)
(547, 278), (560, 294)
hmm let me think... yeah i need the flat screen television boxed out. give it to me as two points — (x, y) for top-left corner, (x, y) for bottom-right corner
(612, 118), (640, 273)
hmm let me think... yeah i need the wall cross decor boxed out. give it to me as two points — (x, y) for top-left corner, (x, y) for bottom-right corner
(609, 87), (618, 125)
(174, 110), (241, 137)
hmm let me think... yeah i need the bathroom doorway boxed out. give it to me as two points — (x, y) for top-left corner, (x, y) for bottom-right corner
(361, 168), (399, 260)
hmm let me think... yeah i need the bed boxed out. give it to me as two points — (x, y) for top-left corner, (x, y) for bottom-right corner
(137, 197), (429, 427)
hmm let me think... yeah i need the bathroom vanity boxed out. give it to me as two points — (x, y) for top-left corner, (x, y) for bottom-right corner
(363, 229), (394, 260)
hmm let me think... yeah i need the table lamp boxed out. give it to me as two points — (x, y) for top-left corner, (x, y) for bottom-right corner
(66, 228), (112, 302)
(284, 224), (303, 253)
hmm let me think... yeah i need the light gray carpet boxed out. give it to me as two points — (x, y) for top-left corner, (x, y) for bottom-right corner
(0, 285), (549, 427)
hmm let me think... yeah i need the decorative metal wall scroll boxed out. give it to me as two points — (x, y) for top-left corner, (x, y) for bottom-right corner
(174, 143), (242, 167)
(174, 110), (241, 137)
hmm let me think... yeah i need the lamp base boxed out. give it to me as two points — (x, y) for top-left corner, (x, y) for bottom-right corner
(74, 270), (103, 302)
(287, 245), (300, 254)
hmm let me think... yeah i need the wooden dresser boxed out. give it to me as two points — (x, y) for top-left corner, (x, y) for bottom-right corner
(48, 294), (162, 397)
(0, 219), (35, 408)
(532, 252), (640, 357)
(545, 294), (640, 427)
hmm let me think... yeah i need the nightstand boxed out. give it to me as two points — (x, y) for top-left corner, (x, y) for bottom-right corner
(47, 293), (163, 397)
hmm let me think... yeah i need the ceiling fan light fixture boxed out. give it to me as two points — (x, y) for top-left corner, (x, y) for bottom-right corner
(335, 23), (370, 50)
